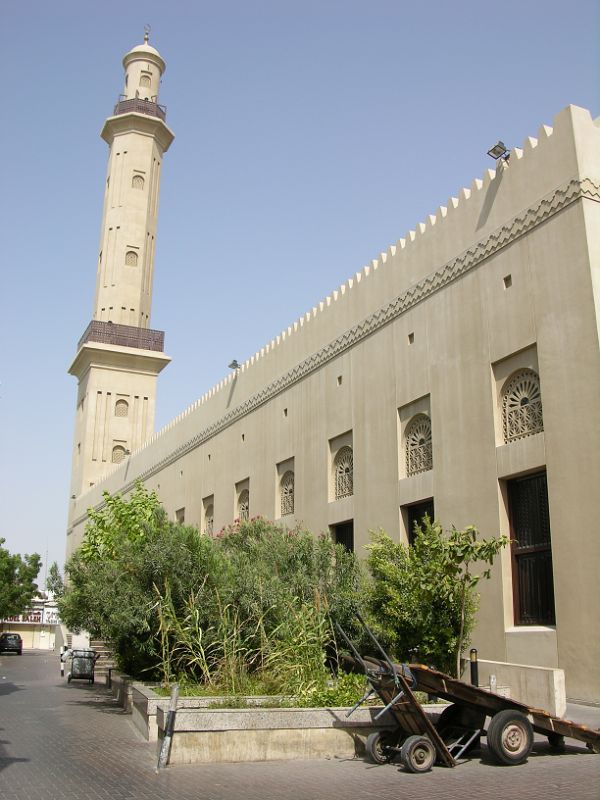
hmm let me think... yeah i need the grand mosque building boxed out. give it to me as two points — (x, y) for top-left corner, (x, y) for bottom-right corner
(66, 37), (600, 704)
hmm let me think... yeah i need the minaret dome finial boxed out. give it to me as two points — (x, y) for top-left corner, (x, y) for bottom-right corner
(144, 24), (151, 44)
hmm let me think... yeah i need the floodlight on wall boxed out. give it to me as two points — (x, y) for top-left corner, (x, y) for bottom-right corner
(229, 360), (240, 370)
(487, 140), (510, 161)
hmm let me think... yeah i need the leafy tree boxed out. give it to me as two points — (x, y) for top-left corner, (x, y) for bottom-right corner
(79, 480), (161, 562)
(0, 538), (41, 618)
(47, 562), (65, 599)
(366, 518), (508, 676)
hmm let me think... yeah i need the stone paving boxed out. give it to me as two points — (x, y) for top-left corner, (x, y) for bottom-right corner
(0, 651), (598, 800)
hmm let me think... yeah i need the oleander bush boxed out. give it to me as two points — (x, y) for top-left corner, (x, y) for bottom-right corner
(59, 483), (362, 696)
(59, 484), (506, 695)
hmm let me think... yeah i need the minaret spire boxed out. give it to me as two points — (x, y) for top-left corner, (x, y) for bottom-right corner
(67, 38), (174, 498)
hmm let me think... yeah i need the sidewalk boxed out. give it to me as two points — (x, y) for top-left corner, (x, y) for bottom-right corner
(0, 651), (598, 800)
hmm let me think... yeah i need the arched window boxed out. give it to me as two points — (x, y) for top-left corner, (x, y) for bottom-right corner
(238, 489), (250, 521)
(334, 446), (353, 499)
(111, 445), (127, 464)
(502, 369), (543, 443)
(204, 504), (214, 536)
(115, 399), (129, 417)
(125, 250), (138, 266)
(405, 414), (433, 476)
(140, 74), (151, 88)
(132, 174), (145, 190)
(280, 471), (295, 516)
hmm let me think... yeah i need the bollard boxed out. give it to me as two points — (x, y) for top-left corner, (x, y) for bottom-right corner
(470, 648), (478, 687)
(156, 683), (179, 772)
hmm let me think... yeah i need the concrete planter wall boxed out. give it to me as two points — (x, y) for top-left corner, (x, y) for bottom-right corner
(156, 705), (401, 764)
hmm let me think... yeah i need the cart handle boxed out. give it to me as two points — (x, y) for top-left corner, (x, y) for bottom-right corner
(355, 611), (417, 690)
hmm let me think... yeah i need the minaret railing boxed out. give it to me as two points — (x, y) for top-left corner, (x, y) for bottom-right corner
(113, 97), (167, 121)
(77, 320), (165, 352)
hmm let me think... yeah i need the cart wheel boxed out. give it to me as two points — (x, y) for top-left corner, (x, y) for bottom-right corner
(547, 732), (565, 751)
(586, 741), (600, 754)
(365, 730), (398, 764)
(487, 710), (533, 765)
(400, 735), (436, 773)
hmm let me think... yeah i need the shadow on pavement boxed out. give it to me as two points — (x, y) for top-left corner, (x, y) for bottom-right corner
(0, 680), (23, 697)
(0, 729), (30, 774)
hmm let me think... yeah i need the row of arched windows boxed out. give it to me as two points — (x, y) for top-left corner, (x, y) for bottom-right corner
(403, 368), (543, 476)
(109, 370), (543, 521)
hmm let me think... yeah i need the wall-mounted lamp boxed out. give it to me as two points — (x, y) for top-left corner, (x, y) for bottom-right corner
(228, 360), (240, 370)
(487, 140), (510, 162)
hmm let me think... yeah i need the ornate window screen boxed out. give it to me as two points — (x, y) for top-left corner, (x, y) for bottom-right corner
(502, 369), (543, 443)
(125, 250), (138, 267)
(115, 399), (129, 417)
(238, 489), (249, 521)
(132, 174), (145, 190)
(405, 414), (433, 476)
(280, 471), (295, 516)
(140, 74), (151, 88)
(334, 446), (353, 499)
(111, 445), (126, 464)
(204, 504), (214, 536)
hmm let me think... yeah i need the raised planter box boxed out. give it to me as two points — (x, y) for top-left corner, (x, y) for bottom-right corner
(157, 705), (403, 764)
(129, 683), (293, 742)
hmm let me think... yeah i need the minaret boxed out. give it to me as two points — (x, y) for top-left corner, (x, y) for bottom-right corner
(68, 34), (174, 497)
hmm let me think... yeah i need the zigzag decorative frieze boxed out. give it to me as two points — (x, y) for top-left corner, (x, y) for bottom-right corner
(72, 177), (600, 522)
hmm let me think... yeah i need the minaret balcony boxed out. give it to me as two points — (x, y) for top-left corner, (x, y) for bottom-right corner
(78, 320), (165, 352)
(113, 96), (167, 121)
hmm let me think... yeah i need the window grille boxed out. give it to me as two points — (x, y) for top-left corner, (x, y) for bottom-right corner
(280, 471), (294, 516)
(502, 369), (543, 443)
(405, 415), (433, 476)
(125, 250), (138, 267)
(508, 471), (555, 625)
(204, 504), (214, 536)
(334, 446), (353, 499)
(115, 399), (129, 417)
(238, 489), (249, 521)
(132, 174), (145, 190)
(111, 445), (126, 464)
(140, 74), (151, 88)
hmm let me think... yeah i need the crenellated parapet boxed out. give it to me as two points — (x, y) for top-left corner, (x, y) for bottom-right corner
(69, 104), (600, 514)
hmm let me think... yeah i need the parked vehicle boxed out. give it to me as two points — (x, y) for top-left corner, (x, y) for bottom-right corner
(0, 633), (23, 655)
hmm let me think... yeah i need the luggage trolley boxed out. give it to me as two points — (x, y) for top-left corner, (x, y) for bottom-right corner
(63, 648), (100, 685)
(336, 614), (600, 773)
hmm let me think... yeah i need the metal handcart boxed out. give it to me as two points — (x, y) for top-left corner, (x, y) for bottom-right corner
(64, 649), (100, 685)
(336, 614), (600, 773)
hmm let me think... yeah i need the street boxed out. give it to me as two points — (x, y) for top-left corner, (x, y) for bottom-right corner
(0, 651), (598, 799)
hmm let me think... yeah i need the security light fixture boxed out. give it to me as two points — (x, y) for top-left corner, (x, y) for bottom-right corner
(229, 359), (240, 370)
(487, 140), (510, 161)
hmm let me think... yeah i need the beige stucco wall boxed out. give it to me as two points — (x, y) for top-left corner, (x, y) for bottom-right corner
(67, 105), (600, 703)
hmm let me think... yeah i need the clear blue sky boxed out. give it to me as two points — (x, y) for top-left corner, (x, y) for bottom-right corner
(0, 0), (598, 584)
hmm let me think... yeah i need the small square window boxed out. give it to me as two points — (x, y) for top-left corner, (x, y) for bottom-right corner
(408, 332), (415, 344)
(337, 376), (343, 386)
(503, 274), (512, 289)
